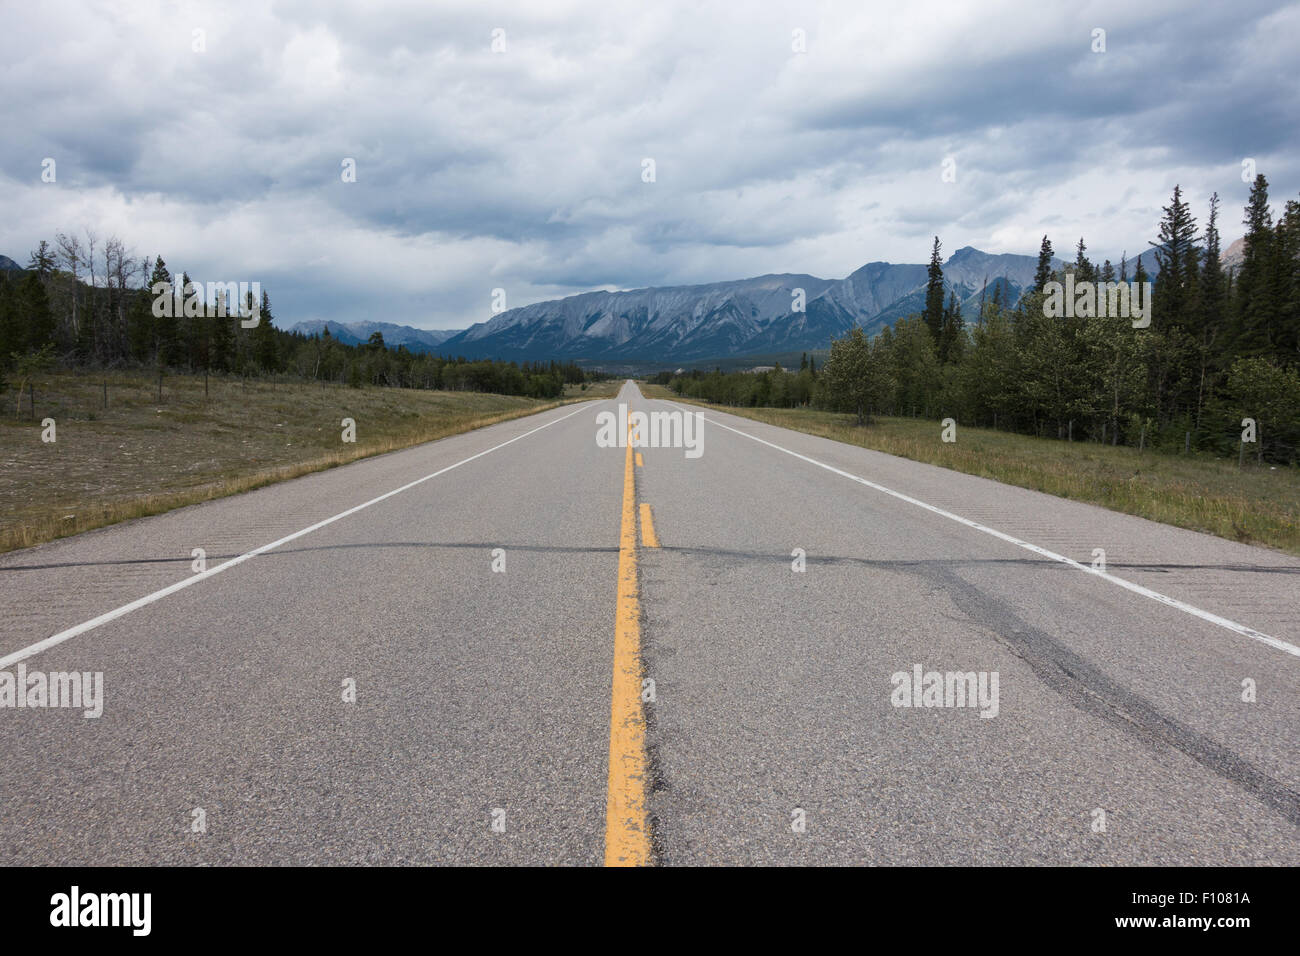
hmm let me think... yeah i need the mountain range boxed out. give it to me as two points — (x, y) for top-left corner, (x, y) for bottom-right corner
(429, 244), (1167, 363)
(6, 241), (1207, 364)
(287, 320), (460, 352)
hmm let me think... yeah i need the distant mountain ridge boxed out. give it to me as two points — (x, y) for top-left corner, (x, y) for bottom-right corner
(0, 240), (1201, 364)
(287, 319), (461, 353)
(438, 244), (1168, 363)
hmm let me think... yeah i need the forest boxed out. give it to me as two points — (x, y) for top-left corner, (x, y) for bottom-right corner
(664, 178), (1300, 464)
(0, 239), (598, 401)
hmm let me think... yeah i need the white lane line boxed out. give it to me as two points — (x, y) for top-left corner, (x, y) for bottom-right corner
(665, 400), (1300, 660)
(1, 404), (592, 669)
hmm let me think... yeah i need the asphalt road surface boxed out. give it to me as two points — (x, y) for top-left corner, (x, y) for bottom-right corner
(2, 382), (1297, 865)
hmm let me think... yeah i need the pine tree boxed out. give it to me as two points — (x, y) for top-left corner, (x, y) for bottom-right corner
(179, 272), (203, 370)
(252, 290), (280, 372)
(1233, 174), (1273, 357)
(1150, 185), (1201, 334)
(27, 241), (55, 278)
(148, 256), (177, 365)
(1075, 238), (1095, 284)
(1274, 199), (1300, 362)
(1033, 235), (1054, 292)
(923, 236), (945, 343)
(1194, 192), (1228, 429)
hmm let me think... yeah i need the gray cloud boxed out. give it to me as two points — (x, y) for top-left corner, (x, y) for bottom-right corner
(1, 0), (1297, 332)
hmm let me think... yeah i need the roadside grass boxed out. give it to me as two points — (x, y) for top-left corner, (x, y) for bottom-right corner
(564, 379), (623, 400)
(642, 385), (1300, 556)
(0, 371), (612, 554)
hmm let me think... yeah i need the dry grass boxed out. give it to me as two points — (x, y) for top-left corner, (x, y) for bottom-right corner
(645, 386), (1300, 556)
(0, 372), (618, 554)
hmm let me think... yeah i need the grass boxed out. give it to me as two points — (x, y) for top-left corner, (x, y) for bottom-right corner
(642, 385), (1300, 556)
(0, 372), (621, 554)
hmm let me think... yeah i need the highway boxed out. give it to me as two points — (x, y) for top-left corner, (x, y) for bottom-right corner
(1, 381), (1297, 865)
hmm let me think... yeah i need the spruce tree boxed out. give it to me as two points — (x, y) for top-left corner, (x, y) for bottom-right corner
(27, 241), (55, 278)
(1150, 184), (1200, 333)
(1033, 235), (1054, 292)
(1193, 193), (1227, 429)
(252, 290), (279, 372)
(1075, 238), (1095, 283)
(1233, 174), (1273, 357)
(923, 236), (945, 343)
(148, 256), (177, 366)
(1274, 199), (1300, 361)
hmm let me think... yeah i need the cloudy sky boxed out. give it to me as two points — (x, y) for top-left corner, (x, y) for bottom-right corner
(3, 0), (1298, 332)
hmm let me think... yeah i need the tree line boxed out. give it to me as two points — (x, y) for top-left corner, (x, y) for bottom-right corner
(664, 178), (1300, 463)
(0, 235), (601, 401)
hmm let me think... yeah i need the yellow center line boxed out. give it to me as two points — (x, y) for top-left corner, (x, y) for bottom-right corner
(604, 407), (651, 866)
(639, 503), (659, 548)
(635, 452), (644, 467)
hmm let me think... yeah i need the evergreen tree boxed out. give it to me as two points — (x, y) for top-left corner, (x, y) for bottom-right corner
(1150, 184), (1201, 333)
(252, 290), (280, 371)
(1266, 197), (1299, 362)
(179, 272), (203, 369)
(1193, 192), (1228, 429)
(148, 256), (177, 365)
(923, 236), (945, 343)
(1033, 235), (1054, 292)
(27, 241), (56, 278)
(1074, 237), (1096, 283)
(1233, 174), (1273, 357)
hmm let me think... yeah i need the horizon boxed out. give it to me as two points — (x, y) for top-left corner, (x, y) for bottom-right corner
(0, 234), (1206, 338)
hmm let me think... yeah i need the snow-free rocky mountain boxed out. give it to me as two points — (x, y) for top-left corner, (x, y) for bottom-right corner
(437, 245), (1164, 363)
(287, 319), (460, 352)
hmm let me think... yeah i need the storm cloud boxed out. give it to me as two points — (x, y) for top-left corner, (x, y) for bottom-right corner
(2, 0), (1297, 331)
